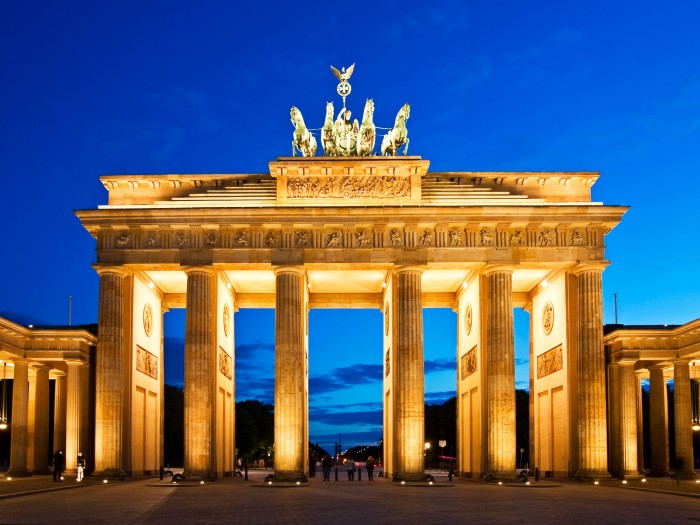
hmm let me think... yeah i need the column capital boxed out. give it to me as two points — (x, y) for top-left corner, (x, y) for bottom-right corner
(482, 264), (515, 276)
(672, 358), (691, 367)
(272, 265), (306, 277)
(94, 265), (131, 277)
(183, 266), (217, 277)
(392, 265), (426, 276)
(571, 262), (609, 275)
(31, 363), (53, 372)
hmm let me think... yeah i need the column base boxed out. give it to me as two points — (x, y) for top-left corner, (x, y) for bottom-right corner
(6, 469), (31, 477)
(30, 468), (52, 475)
(484, 471), (522, 482)
(181, 470), (216, 481)
(648, 469), (669, 477)
(617, 471), (644, 480)
(93, 468), (128, 479)
(574, 469), (612, 481)
(392, 471), (435, 483)
(268, 470), (308, 483)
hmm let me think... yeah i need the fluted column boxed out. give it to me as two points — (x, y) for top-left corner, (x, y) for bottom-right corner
(484, 266), (515, 478)
(635, 371), (645, 474)
(672, 360), (696, 478)
(273, 266), (307, 481)
(53, 372), (67, 454)
(94, 267), (129, 477)
(66, 360), (89, 475)
(31, 366), (51, 473)
(393, 266), (425, 481)
(648, 365), (669, 476)
(618, 361), (640, 478)
(183, 266), (216, 479)
(573, 264), (610, 479)
(8, 359), (30, 476)
(26, 372), (36, 471)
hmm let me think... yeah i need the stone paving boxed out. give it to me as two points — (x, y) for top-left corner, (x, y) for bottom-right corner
(0, 470), (698, 524)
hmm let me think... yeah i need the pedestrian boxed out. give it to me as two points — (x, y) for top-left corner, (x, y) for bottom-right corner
(53, 450), (64, 482)
(76, 451), (86, 481)
(347, 457), (355, 481)
(366, 455), (375, 482)
(321, 454), (332, 481)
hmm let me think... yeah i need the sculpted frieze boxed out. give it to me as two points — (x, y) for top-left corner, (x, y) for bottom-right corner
(219, 347), (232, 380)
(509, 230), (525, 246)
(144, 234), (157, 248)
(234, 230), (249, 247)
(286, 175), (411, 199)
(461, 346), (478, 380)
(389, 229), (403, 246)
(480, 230), (495, 246)
(265, 231), (280, 247)
(326, 232), (342, 248)
(136, 345), (158, 380)
(450, 230), (464, 246)
(296, 231), (311, 247)
(116, 233), (131, 248)
(419, 230), (433, 246)
(539, 230), (553, 246)
(174, 231), (189, 247)
(571, 229), (586, 246)
(355, 231), (372, 247)
(205, 232), (218, 247)
(537, 344), (563, 379)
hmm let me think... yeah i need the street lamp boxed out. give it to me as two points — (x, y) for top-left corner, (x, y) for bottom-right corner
(519, 448), (525, 469)
(0, 362), (8, 430)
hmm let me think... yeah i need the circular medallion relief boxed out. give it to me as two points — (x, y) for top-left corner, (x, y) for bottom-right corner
(223, 304), (230, 337)
(143, 303), (153, 337)
(384, 303), (390, 336)
(464, 303), (473, 336)
(542, 301), (554, 335)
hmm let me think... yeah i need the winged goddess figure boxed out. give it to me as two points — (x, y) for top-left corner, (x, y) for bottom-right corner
(331, 64), (355, 98)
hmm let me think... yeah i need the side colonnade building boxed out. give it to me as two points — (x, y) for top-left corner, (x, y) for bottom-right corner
(0, 317), (96, 476)
(75, 156), (630, 481)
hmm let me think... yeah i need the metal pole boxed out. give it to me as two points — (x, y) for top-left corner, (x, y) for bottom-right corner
(613, 293), (618, 324)
(68, 296), (72, 326)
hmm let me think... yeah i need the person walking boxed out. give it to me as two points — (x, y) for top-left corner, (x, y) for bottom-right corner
(347, 457), (356, 481)
(321, 454), (332, 481)
(53, 450), (64, 482)
(366, 456), (375, 482)
(76, 451), (86, 481)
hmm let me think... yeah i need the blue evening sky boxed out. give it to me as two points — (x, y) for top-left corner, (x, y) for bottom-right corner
(1, 1), (699, 447)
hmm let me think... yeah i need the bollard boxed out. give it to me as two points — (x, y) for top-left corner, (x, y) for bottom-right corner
(159, 466), (164, 481)
(335, 466), (338, 481)
(358, 465), (361, 481)
(535, 467), (539, 481)
(244, 464), (248, 481)
(448, 465), (454, 482)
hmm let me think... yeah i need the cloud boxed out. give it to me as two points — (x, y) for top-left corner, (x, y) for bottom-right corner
(309, 363), (383, 395)
(424, 358), (455, 374)
(515, 358), (529, 366)
(425, 390), (456, 404)
(310, 406), (383, 426)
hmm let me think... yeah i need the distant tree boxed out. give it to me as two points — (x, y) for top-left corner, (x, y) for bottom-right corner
(163, 385), (184, 467)
(236, 400), (274, 461)
(425, 397), (457, 462)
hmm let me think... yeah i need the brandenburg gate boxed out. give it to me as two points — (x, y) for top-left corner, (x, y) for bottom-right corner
(76, 152), (626, 481)
(74, 64), (631, 482)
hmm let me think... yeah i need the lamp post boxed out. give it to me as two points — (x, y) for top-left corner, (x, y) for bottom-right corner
(0, 362), (8, 430)
(519, 448), (525, 469)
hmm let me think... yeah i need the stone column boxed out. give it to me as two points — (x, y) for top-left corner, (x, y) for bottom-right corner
(53, 372), (67, 454)
(94, 267), (129, 477)
(618, 361), (640, 478)
(635, 371), (645, 475)
(26, 372), (36, 471)
(607, 362), (621, 477)
(573, 264), (610, 479)
(66, 360), (89, 475)
(183, 267), (216, 479)
(483, 266), (515, 479)
(273, 266), (307, 482)
(31, 366), (51, 473)
(393, 266), (425, 481)
(8, 359), (30, 476)
(672, 360), (696, 478)
(648, 365), (669, 476)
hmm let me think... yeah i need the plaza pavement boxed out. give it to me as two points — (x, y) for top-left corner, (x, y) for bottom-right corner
(0, 469), (698, 524)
